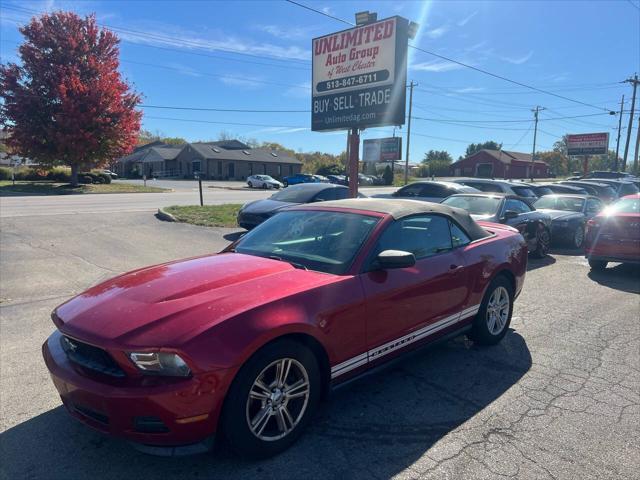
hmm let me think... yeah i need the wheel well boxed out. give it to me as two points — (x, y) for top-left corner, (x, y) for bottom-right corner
(260, 333), (331, 399)
(494, 269), (516, 294)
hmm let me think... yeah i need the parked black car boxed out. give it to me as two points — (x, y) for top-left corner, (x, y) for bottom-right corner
(237, 183), (365, 230)
(452, 178), (538, 200)
(533, 195), (604, 249)
(578, 179), (638, 198)
(326, 174), (347, 185)
(559, 181), (618, 202)
(442, 193), (552, 257)
(374, 181), (479, 202)
(511, 181), (587, 197)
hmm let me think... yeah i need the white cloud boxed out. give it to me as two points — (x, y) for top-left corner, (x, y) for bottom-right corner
(258, 24), (308, 40)
(410, 59), (465, 73)
(219, 75), (265, 89)
(166, 63), (201, 78)
(500, 51), (534, 65)
(453, 87), (485, 93)
(457, 11), (478, 27)
(425, 24), (449, 39)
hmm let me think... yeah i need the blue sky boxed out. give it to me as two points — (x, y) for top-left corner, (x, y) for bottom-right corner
(1, 0), (639, 161)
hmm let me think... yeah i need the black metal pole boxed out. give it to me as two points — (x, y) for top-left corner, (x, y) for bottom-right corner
(198, 176), (203, 206)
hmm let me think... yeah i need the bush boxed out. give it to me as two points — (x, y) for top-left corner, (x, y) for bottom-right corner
(46, 167), (71, 182)
(92, 171), (112, 184)
(383, 165), (394, 185)
(78, 174), (94, 184)
(0, 167), (11, 180)
(316, 164), (345, 176)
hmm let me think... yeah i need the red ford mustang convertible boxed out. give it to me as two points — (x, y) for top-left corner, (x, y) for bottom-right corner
(43, 199), (528, 457)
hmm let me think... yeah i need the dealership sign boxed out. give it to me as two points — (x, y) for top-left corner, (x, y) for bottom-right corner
(566, 133), (609, 156)
(362, 137), (402, 162)
(311, 16), (409, 131)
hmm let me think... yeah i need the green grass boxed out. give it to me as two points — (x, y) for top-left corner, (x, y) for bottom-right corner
(0, 180), (168, 196)
(164, 204), (243, 228)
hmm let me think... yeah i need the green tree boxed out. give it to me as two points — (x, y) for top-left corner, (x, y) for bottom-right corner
(421, 149), (453, 176)
(464, 141), (502, 158)
(538, 150), (569, 176)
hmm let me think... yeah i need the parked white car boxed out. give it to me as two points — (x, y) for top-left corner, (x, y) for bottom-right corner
(247, 175), (283, 189)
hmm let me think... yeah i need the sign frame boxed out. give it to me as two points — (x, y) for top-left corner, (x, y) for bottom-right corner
(311, 16), (409, 132)
(362, 137), (402, 162)
(566, 132), (609, 156)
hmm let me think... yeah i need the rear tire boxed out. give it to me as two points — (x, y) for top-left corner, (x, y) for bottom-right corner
(248, 181), (253, 188)
(572, 224), (585, 249)
(469, 276), (514, 346)
(221, 340), (321, 459)
(588, 259), (607, 271)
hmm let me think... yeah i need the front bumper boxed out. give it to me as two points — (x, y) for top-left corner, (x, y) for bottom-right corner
(42, 330), (233, 449)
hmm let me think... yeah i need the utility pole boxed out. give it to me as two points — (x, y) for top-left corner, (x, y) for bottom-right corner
(623, 74), (639, 171)
(530, 106), (545, 181)
(347, 128), (360, 198)
(634, 113), (640, 174)
(404, 81), (416, 185)
(614, 95), (625, 171)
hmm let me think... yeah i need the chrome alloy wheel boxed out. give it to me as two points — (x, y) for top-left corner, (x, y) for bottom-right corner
(486, 286), (510, 335)
(574, 225), (585, 248)
(246, 358), (310, 441)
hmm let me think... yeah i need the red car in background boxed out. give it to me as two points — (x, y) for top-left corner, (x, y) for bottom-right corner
(585, 193), (640, 270)
(43, 199), (528, 458)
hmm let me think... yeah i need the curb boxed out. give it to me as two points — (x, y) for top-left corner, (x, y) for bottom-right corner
(156, 207), (177, 222)
(207, 185), (251, 191)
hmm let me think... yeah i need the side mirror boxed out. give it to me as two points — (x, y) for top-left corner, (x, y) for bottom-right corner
(376, 250), (416, 269)
(502, 210), (519, 221)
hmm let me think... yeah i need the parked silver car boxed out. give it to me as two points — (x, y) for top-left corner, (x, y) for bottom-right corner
(373, 180), (479, 203)
(247, 175), (283, 189)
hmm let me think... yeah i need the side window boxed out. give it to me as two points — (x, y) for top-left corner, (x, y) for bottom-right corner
(313, 188), (337, 202)
(504, 198), (532, 214)
(466, 182), (501, 193)
(450, 221), (471, 247)
(396, 184), (424, 197)
(373, 215), (452, 261)
(333, 188), (351, 200)
(419, 184), (448, 197)
(586, 198), (603, 213)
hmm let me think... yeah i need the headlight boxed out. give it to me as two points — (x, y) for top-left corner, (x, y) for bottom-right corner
(128, 352), (191, 377)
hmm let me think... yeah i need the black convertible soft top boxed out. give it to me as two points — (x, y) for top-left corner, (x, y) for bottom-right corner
(295, 198), (491, 241)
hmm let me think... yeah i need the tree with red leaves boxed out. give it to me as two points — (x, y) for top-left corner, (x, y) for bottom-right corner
(0, 12), (141, 186)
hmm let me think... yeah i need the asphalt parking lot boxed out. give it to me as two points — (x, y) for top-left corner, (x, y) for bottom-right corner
(1, 211), (639, 480)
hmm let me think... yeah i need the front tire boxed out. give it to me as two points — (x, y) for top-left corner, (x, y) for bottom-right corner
(588, 259), (607, 271)
(221, 340), (321, 458)
(248, 181), (253, 188)
(572, 224), (585, 249)
(470, 276), (514, 346)
(532, 226), (550, 258)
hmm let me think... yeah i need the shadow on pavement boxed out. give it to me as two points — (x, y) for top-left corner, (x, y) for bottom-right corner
(527, 254), (557, 271)
(587, 263), (640, 294)
(550, 246), (583, 257)
(0, 332), (531, 479)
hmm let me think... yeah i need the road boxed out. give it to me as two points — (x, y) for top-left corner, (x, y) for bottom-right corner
(1, 210), (639, 479)
(0, 180), (396, 218)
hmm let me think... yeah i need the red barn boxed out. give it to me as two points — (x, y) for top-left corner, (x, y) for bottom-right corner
(450, 149), (550, 179)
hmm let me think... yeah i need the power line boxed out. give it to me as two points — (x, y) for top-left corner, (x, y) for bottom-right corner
(412, 112), (613, 124)
(144, 116), (308, 129)
(285, 0), (616, 113)
(141, 104), (309, 113)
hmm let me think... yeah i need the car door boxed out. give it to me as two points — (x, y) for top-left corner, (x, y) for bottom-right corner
(359, 214), (470, 364)
(502, 198), (538, 246)
(415, 184), (449, 202)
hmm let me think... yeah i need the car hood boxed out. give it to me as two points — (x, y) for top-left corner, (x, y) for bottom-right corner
(242, 198), (296, 214)
(536, 209), (584, 221)
(54, 253), (336, 347)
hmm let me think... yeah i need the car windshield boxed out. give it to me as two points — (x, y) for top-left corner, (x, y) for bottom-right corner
(534, 196), (585, 212)
(234, 210), (380, 274)
(606, 197), (640, 214)
(442, 196), (502, 216)
(270, 185), (319, 203)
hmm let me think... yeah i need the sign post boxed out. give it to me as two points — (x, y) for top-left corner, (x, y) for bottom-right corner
(312, 14), (410, 197)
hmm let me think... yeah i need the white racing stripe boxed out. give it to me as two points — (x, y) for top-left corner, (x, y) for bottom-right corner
(330, 304), (480, 379)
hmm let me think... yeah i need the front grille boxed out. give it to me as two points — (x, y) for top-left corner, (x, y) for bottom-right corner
(134, 416), (170, 433)
(60, 335), (126, 377)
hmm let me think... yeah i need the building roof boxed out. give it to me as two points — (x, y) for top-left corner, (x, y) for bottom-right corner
(141, 146), (184, 162)
(187, 143), (302, 164)
(294, 198), (490, 241)
(452, 149), (549, 166)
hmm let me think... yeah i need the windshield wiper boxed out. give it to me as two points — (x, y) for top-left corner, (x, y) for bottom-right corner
(267, 255), (308, 270)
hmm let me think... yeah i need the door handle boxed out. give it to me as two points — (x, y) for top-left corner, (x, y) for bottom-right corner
(449, 264), (463, 273)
